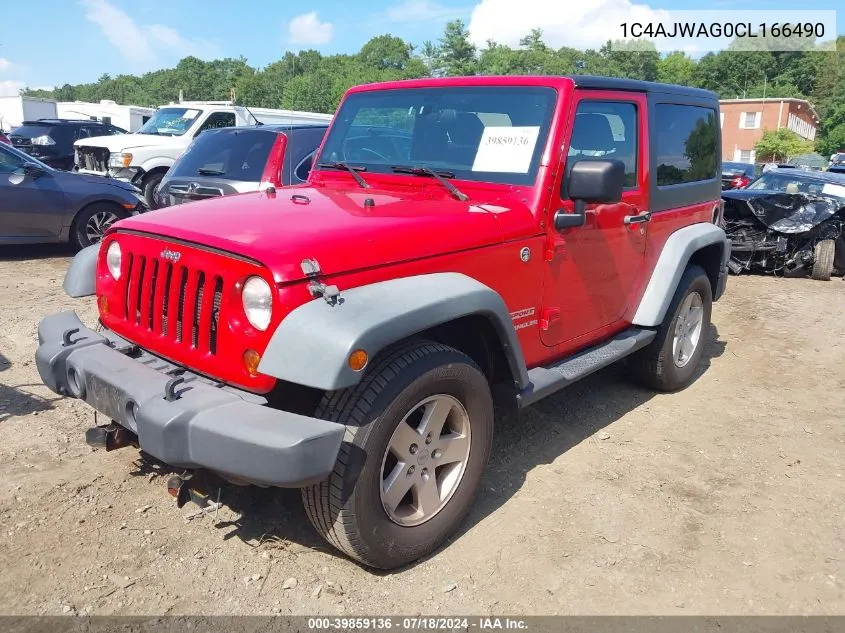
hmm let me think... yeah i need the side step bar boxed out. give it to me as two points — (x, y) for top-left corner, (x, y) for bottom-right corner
(517, 327), (656, 408)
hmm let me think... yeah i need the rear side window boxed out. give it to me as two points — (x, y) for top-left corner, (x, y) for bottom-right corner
(655, 104), (717, 186)
(282, 126), (328, 184)
(566, 101), (638, 188)
(170, 129), (274, 181)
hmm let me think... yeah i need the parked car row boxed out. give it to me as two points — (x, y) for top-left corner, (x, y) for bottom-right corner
(0, 114), (330, 248)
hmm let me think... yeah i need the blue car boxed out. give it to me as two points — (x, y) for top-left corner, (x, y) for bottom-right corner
(0, 141), (146, 249)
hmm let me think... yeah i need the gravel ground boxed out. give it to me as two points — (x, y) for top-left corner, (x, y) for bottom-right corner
(0, 244), (843, 616)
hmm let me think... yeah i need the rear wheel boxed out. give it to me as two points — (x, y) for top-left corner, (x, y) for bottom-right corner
(628, 265), (712, 391)
(811, 239), (835, 281)
(302, 340), (493, 569)
(71, 202), (127, 250)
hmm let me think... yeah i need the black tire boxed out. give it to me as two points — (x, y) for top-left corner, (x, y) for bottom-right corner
(628, 265), (713, 392)
(302, 340), (494, 569)
(811, 239), (835, 281)
(142, 172), (165, 209)
(71, 202), (128, 250)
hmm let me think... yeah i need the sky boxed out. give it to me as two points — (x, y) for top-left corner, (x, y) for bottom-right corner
(0, 0), (843, 97)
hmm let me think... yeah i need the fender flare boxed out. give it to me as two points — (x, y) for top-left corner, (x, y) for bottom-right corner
(257, 272), (530, 391)
(62, 243), (100, 298)
(632, 222), (730, 327)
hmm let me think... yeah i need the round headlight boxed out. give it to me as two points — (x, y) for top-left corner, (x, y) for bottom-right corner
(106, 241), (122, 280)
(242, 276), (272, 331)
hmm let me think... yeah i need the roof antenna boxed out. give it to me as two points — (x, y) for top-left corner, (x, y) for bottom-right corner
(242, 104), (262, 126)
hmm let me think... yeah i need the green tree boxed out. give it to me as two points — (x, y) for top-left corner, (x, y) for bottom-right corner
(359, 35), (413, 70)
(439, 20), (477, 76)
(657, 52), (695, 86)
(755, 128), (815, 162)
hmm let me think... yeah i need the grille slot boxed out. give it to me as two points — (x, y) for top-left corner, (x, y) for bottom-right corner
(210, 277), (223, 355)
(191, 272), (206, 348)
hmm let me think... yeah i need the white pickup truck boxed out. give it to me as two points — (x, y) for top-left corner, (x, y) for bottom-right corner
(73, 102), (332, 207)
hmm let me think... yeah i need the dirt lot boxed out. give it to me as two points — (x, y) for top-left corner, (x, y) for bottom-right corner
(0, 244), (843, 616)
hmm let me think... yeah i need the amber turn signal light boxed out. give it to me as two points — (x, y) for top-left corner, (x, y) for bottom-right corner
(98, 295), (108, 315)
(348, 349), (368, 372)
(243, 349), (261, 376)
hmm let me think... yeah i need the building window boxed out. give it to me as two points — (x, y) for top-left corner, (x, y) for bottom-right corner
(740, 112), (761, 129)
(739, 149), (754, 163)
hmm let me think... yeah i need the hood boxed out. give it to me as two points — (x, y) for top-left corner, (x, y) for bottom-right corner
(114, 185), (534, 283)
(74, 133), (183, 152)
(59, 170), (141, 193)
(723, 189), (844, 234)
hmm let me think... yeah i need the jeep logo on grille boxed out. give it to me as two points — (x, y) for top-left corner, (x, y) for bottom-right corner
(160, 248), (182, 263)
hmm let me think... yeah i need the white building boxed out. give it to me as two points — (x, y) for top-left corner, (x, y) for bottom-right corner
(56, 100), (156, 132)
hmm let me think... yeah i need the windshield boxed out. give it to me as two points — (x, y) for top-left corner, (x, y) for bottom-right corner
(170, 128), (276, 181)
(315, 86), (557, 186)
(137, 107), (202, 136)
(748, 172), (845, 202)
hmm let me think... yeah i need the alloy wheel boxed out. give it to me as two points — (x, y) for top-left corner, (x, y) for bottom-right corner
(380, 394), (472, 527)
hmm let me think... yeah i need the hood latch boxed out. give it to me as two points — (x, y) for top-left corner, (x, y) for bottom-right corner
(301, 258), (341, 305)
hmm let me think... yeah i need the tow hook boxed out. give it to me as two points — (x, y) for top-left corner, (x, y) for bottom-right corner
(166, 471), (221, 512)
(85, 423), (137, 451)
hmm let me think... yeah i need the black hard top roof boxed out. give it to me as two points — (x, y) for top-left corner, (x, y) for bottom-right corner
(569, 75), (718, 101)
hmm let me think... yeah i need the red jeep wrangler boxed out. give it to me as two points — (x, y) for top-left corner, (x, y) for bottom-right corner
(36, 75), (729, 569)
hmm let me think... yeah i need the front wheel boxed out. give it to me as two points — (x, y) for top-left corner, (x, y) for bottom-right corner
(811, 239), (835, 281)
(628, 265), (713, 391)
(71, 202), (128, 250)
(302, 340), (493, 569)
(142, 172), (165, 209)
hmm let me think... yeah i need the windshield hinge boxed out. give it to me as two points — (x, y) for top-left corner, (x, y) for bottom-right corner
(301, 258), (342, 305)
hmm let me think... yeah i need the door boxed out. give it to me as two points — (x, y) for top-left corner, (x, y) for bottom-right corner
(540, 92), (649, 349)
(0, 146), (68, 240)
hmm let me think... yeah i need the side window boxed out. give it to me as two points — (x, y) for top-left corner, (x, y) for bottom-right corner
(197, 112), (236, 135)
(565, 101), (638, 191)
(108, 126), (127, 135)
(75, 127), (92, 140)
(294, 151), (315, 182)
(0, 146), (24, 173)
(655, 104), (717, 186)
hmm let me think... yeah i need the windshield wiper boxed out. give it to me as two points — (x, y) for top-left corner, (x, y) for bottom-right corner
(197, 168), (225, 176)
(317, 161), (370, 189)
(391, 165), (469, 201)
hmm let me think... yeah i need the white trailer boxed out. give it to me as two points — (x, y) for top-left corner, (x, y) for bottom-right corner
(56, 100), (156, 132)
(234, 105), (333, 126)
(0, 96), (58, 132)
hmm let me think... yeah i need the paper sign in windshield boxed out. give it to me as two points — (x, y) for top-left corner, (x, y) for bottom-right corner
(472, 126), (540, 173)
(182, 109), (200, 119)
(822, 182), (845, 198)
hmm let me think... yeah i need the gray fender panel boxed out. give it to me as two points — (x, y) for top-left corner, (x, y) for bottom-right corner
(632, 223), (729, 327)
(258, 272), (530, 391)
(62, 243), (100, 298)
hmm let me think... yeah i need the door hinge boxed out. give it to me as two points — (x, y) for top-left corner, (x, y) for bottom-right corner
(540, 308), (560, 331)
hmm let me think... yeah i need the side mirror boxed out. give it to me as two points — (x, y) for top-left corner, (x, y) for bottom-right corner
(23, 162), (46, 179)
(554, 159), (626, 231)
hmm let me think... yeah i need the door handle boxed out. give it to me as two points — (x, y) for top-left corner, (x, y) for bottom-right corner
(623, 211), (652, 225)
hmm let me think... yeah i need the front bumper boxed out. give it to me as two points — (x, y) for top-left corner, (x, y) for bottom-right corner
(35, 311), (344, 487)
